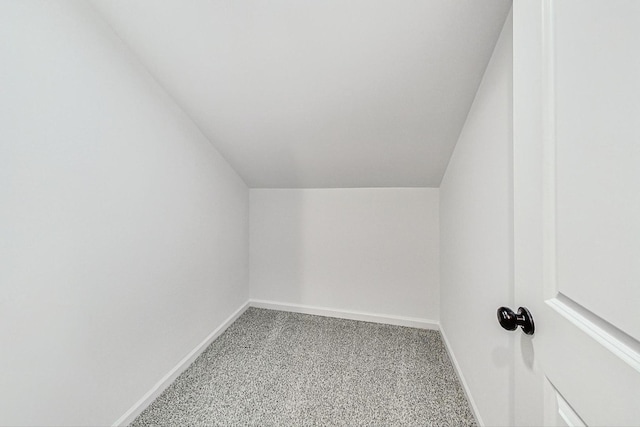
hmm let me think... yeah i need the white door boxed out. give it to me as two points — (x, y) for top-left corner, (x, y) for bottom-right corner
(513, 1), (640, 426)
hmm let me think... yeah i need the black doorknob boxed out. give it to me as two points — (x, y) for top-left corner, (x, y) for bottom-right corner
(497, 306), (535, 335)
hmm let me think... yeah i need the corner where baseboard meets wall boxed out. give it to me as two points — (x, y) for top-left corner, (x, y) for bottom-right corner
(439, 326), (485, 427)
(111, 302), (250, 427)
(249, 299), (439, 330)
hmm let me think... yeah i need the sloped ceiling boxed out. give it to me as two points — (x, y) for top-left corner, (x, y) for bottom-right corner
(92, 0), (511, 188)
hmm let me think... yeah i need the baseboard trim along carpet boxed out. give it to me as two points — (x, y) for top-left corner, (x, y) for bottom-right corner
(130, 307), (476, 426)
(249, 299), (439, 330)
(439, 326), (484, 427)
(114, 300), (483, 426)
(111, 301), (251, 427)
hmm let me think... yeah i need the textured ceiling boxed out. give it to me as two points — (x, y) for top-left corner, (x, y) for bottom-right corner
(93, 0), (511, 188)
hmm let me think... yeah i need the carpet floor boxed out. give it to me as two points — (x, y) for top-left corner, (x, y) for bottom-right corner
(131, 308), (476, 426)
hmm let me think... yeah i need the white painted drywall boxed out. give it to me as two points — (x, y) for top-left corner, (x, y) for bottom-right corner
(92, 0), (512, 188)
(439, 11), (513, 427)
(0, 2), (248, 426)
(250, 188), (439, 321)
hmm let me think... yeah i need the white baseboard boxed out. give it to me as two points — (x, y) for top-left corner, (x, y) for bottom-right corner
(113, 300), (446, 426)
(439, 326), (484, 427)
(112, 301), (251, 427)
(249, 299), (439, 330)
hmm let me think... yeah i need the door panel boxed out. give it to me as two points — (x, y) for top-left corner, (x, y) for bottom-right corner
(514, 1), (640, 425)
(543, 378), (586, 427)
(553, 0), (640, 339)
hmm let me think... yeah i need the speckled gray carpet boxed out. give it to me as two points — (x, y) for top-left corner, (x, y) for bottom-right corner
(131, 308), (476, 426)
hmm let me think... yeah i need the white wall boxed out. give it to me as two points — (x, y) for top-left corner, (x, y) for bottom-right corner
(439, 10), (513, 427)
(0, 2), (248, 426)
(250, 188), (439, 322)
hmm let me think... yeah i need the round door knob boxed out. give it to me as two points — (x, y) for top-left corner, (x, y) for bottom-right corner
(497, 306), (535, 335)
